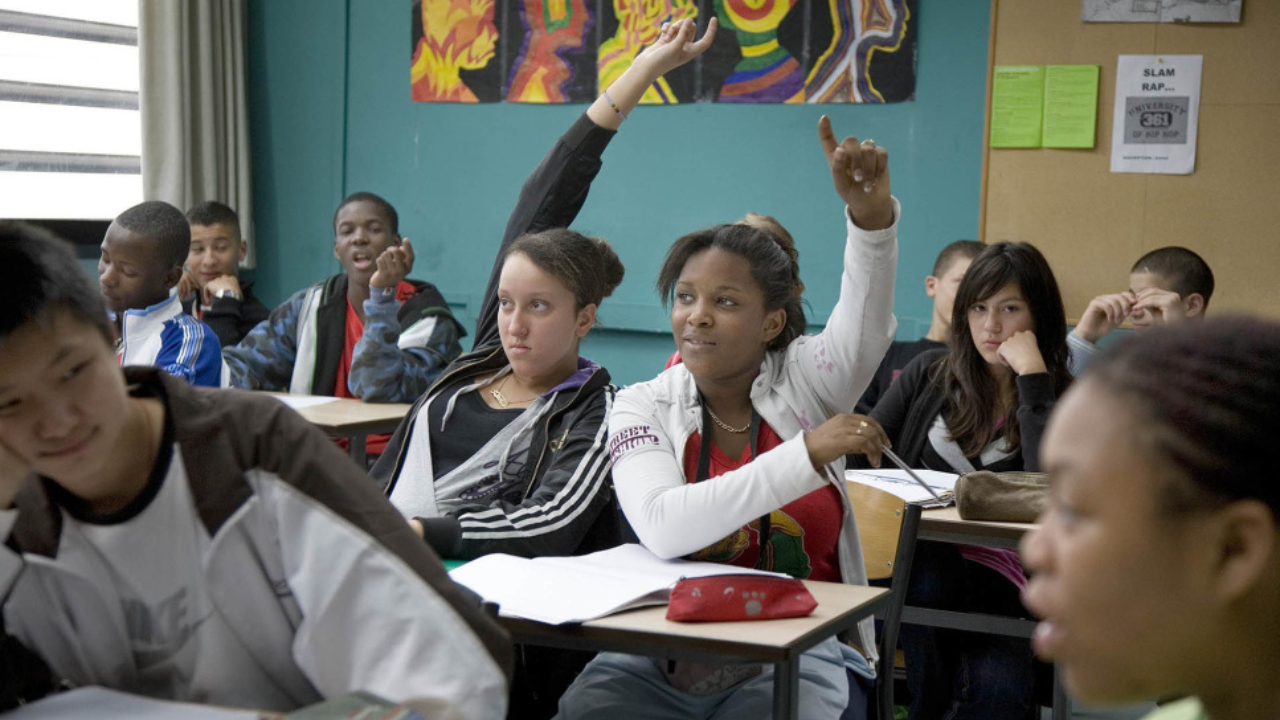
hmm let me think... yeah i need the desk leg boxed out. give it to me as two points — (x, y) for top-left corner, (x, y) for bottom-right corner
(1052, 665), (1071, 720)
(773, 660), (799, 720)
(349, 435), (367, 467)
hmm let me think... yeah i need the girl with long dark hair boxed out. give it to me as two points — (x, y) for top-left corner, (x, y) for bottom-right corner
(864, 241), (1072, 720)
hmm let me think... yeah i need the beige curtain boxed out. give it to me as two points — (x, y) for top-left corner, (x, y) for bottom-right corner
(139, 0), (255, 266)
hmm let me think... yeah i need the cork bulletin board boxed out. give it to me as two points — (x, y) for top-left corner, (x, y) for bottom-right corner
(979, 0), (1280, 321)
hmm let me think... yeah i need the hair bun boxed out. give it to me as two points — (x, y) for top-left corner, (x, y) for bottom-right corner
(591, 237), (625, 299)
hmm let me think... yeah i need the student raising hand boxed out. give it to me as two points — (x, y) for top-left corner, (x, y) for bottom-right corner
(818, 116), (893, 231)
(370, 238), (414, 290)
(635, 16), (717, 79)
(587, 17), (716, 131)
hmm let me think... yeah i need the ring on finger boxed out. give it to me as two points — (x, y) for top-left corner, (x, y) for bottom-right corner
(861, 139), (875, 147)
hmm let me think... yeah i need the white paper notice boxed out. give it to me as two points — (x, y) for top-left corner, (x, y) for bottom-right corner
(1111, 55), (1202, 175)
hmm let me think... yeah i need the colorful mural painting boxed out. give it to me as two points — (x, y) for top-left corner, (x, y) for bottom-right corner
(598, 0), (699, 104)
(411, 0), (916, 104)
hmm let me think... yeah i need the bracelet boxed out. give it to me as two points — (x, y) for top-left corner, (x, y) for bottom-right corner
(603, 88), (627, 123)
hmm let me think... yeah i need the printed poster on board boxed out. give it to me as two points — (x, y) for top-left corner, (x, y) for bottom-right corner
(1111, 55), (1202, 175)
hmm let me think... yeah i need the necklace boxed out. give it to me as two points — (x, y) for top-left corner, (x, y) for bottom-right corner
(489, 374), (538, 408)
(705, 405), (749, 434)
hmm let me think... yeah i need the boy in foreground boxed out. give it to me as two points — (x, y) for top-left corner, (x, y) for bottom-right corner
(99, 201), (223, 387)
(179, 201), (270, 347)
(1067, 246), (1214, 375)
(0, 222), (511, 718)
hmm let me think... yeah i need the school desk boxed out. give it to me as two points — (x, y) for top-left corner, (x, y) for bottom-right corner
(263, 393), (411, 466)
(904, 508), (1072, 720)
(500, 580), (889, 720)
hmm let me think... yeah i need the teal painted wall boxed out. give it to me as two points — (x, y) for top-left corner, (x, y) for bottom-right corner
(248, 0), (992, 386)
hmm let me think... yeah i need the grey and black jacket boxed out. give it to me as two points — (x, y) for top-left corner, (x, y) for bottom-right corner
(371, 113), (624, 561)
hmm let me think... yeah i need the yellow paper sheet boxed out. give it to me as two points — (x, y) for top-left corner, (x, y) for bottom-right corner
(1043, 65), (1100, 148)
(991, 66), (1045, 148)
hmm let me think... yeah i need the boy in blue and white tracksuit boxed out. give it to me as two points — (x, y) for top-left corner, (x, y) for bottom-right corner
(99, 201), (223, 388)
(115, 291), (222, 388)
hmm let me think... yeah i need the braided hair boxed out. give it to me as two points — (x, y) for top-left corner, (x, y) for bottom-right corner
(1087, 316), (1280, 517)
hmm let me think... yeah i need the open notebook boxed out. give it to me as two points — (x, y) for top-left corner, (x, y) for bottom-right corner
(449, 543), (787, 625)
(846, 468), (959, 508)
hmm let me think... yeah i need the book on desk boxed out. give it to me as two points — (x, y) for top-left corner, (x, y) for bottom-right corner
(448, 544), (787, 625)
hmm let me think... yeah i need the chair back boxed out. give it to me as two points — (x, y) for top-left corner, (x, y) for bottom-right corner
(846, 479), (923, 720)
(847, 481), (908, 581)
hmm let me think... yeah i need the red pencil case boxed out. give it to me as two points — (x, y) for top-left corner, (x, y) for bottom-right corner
(666, 574), (818, 623)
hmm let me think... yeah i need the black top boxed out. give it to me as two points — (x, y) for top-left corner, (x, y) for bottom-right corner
(855, 338), (947, 415)
(426, 376), (523, 480)
(851, 348), (1058, 473)
(182, 279), (271, 348)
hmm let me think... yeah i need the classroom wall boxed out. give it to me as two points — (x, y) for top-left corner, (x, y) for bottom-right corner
(246, 0), (993, 386)
(982, 0), (1280, 321)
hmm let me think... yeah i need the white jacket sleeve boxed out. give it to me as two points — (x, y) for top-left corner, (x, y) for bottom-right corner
(264, 480), (508, 720)
(608, 384), (829, 560)
(785, 200), (900, 417)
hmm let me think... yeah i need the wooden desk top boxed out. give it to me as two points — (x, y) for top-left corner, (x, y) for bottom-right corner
(502, 581), (889, 665)
(263, 393), (412, 438)
(918, 506), (1037, 549)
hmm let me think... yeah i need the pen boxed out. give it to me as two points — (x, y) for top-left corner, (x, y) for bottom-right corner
(857, 419), (945, 503)
(881, 446), (945, 503)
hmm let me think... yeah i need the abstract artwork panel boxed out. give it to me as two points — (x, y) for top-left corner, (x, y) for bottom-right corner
(411, 0), (916, 104)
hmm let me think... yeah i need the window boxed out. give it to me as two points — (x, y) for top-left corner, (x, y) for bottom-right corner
(0, 0), (141, 228)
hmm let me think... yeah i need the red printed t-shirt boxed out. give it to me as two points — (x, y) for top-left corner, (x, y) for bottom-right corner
(333, 281), (416, 456)
(682, 422), (843, 582)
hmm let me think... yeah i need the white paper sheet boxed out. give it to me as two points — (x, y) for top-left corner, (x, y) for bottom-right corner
(846, 469), (959, 507)
(1110, 55), (1202, 175)
(448, 543), (785, 625)
(270, 395), (340, 410)
(0, 687), (261, 719)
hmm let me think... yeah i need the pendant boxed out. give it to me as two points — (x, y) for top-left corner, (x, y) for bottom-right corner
(490, 389), (510, 408)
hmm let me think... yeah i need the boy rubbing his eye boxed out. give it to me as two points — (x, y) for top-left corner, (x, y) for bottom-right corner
(1067, 246), (1214, 376)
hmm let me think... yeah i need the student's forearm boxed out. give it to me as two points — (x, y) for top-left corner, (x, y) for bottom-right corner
(587, 55), (663, 130)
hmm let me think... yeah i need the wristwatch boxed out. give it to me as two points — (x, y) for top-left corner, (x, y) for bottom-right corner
(214, 288), (243, 301)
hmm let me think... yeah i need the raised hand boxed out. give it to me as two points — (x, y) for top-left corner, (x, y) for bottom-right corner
(1074, 292), (1136, 343)
(634, 16), (718, 79)
(589, 17), (718, 130)
(817, 116), (893, 231)
(805, 414), (891, 470)
(370, 238), (415, 290)
(997, 330), (1048, 375)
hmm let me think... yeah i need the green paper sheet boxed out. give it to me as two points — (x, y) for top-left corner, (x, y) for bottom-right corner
(1043, 65), (1100, 148)
(991, 66), (1045, 148)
